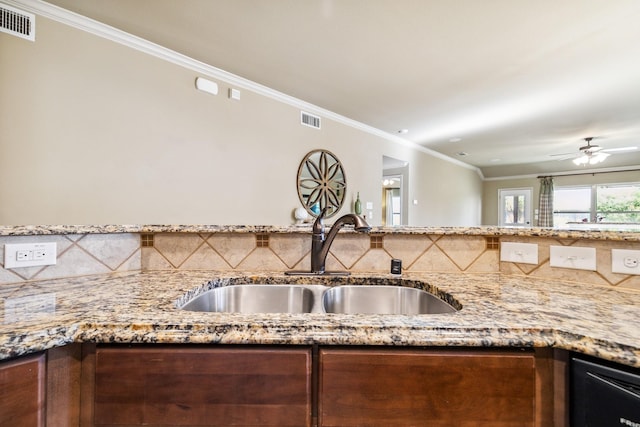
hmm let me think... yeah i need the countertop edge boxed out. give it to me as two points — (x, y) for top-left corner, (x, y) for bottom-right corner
(1, 224), (638, 241)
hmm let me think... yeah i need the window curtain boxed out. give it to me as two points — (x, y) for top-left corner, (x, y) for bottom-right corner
(538, 177), (554, 227)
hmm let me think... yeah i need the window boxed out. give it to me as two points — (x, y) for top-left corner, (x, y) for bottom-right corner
(597, 184), (640, 223)
(554, 183), (640, 226)
(554, 186), (592, 226)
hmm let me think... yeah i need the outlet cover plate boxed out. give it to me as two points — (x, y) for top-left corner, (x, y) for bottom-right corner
(4, 242), (57, 268)
(550, 246), (596, 271)
(500, 242), (538, 264)
(612, 249), (640, 275)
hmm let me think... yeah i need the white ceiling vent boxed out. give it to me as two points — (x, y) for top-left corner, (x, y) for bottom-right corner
(301, 111), (321, 129)
(0, 3), (35, 41)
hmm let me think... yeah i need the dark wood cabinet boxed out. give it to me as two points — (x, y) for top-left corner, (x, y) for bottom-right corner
(87, 345), (312, 427)
(76, 344), (561, 427)
(47, 344), (82, 427)
(0, 352), (45, 427)
(318, 348), (553, 427)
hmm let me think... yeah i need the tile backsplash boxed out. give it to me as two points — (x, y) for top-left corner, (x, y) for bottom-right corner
(141, 232), (640, 290)
(1, 230), (639, 290)
(0, 233), (140, 284)
(141, 233), (499, 274)
(499, 236), (640, 289)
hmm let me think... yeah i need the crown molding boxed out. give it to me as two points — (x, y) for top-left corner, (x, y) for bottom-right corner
(5, 0), (482, 177)
(483, 165), (640, 181)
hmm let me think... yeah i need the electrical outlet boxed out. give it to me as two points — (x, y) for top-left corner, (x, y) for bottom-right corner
(33, 248), (47, 260)
(500, 242), (538, 264)
(549, 246), (596, 271)
(4, 242), (57, 268)
(612, 249), (640, 275)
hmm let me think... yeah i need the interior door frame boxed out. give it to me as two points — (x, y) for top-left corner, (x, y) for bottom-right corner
(498, 187), (533, 226)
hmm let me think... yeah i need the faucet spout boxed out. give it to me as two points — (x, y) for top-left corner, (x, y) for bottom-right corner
(310, 207), (371, 274)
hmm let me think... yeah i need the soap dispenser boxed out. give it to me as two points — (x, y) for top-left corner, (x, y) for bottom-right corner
(354, 192), (362, 215)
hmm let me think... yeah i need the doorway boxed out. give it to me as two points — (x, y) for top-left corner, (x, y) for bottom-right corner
(382, 156), (409, 226)
(383, 176), (402, 226)
(498, 188), (532, 226)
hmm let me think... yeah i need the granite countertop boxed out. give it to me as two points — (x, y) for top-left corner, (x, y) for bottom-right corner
(1, 224), (639, 241)
(1, 270), (638, 367)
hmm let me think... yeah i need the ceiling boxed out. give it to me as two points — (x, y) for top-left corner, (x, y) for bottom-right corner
(46, 0), (640, 178)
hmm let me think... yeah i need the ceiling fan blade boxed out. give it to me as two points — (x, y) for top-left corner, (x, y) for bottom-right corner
(550, 154), (578, 161)
(582, 145), (602, 152)
(601, 146), (638, 153)
(547, 137), (637, 160)
(549, 152), (577, 157)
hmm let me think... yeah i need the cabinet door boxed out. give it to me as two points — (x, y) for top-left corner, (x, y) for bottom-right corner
(93, 346), (312, 426)
(319, 348), (535, 427)
(47, 344), (82, 427)
(0, 353), (45, 427)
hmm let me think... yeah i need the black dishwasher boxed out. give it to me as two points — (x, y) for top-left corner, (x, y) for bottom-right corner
(571, 355), (640, 427)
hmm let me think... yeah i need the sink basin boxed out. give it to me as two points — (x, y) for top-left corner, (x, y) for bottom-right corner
(179, 283), (458, 315)
(180, 285), (317, 313)
(322, 285), (457, 315)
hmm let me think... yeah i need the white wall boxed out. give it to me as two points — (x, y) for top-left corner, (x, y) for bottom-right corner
(0, 15), (482, 226)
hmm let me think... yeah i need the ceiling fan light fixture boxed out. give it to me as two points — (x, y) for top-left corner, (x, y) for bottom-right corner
(573, 155), (589, 166)
(574, 152), (610, 166)
(589, 152), (610, 164)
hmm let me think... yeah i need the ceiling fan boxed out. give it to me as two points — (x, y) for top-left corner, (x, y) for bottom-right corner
(551, 137), (638, 166)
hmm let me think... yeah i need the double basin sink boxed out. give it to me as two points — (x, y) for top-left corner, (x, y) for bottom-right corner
(180, 284), (458, 315)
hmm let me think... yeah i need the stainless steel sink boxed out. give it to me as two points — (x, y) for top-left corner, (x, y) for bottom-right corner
(179, 283), (458, 315)
(180, 285), (319, 313)
(322, 285), (457, 315)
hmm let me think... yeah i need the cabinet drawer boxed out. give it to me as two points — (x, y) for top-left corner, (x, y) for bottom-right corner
(319, 348), (535, 427)
(94, 346), (312, 426)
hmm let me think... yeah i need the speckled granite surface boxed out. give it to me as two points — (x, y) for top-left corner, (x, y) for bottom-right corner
(1, 224), (639, 241)
(1, 270), (638, 368)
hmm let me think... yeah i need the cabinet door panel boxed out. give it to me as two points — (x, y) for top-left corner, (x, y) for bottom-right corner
(319, 348), (535, 427)
(94, 346), (311, 426)
(47, 344), (82, 427)
(0, 353), (45, 427)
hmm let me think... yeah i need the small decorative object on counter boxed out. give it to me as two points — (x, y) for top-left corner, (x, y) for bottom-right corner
(293, 207), (309, 225)
(354, 192), (362, 215)
(391, 259), (402, 275)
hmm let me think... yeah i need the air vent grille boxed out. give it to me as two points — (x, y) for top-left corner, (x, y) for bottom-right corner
(301, 111), (321, 129)
(0, 3), (35, 41)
